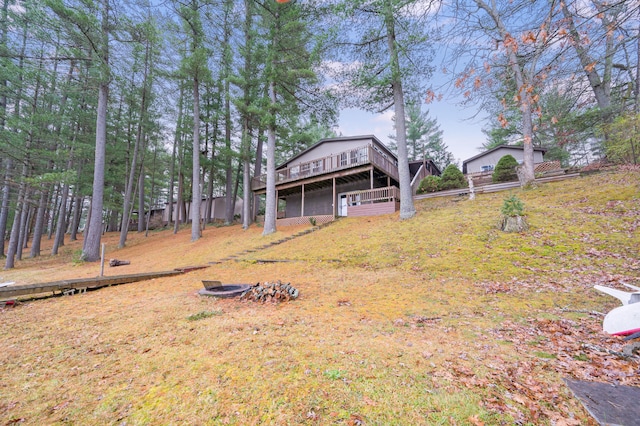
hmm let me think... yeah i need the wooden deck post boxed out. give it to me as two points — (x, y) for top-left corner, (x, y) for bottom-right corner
(332, 177), (336, 218)
(301, 184), (305, 217)
(370, 168), (374, 189)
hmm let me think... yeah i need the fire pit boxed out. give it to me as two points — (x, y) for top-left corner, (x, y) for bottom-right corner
(198, 280), (252, 298)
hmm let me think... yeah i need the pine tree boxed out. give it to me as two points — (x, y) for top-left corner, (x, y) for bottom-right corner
(334, 0), (436, 220)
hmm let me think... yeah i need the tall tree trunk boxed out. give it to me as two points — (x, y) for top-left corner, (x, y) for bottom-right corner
(383, 0), (415, 219)
(263, 80), (277, 236)
(137, 164), (145, 232)
(0, 0), (10, 257)
(119, 89), (145, 244)
(30, 183), (49, 258)
(4, 199), (21, 269)
(145, 147), (157, 237)
(205, 93), (220, 223)
(48, 184), (60, 240)
(253, 128), (264, 221)
(52, 179), (70, 255)
(241, 0), (254, 230)
(82, 0), (110, 262)
(174, 171), (183, 234)
(69, 195), (83, 241)
(223, 2), (234, 225)
(475, 0), (535, 184)
(52, 141), (75, 254)
(243, 158), (251, 229)
(15, 188), (31, 260)
(0, 159), (11, 257)
(168, 85), (184, 227)
(4, 16), (28, 268)
(191, 76), (202, 241)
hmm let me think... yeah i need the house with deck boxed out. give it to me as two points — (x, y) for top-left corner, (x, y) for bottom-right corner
(251, 135), (440, 226)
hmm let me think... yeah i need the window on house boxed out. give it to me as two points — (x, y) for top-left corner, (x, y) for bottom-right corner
(300, 163), (310, 175)
(340, 152), (347, 166)
(481, 165), (494, 172)
(290, 166), (299, 178)
(350, 150), (358, 164)
(312, 160), (323, 173)
(358, 147), (367, 163)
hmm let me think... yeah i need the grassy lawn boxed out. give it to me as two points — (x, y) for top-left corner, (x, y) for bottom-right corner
(1, 169), (639, 425)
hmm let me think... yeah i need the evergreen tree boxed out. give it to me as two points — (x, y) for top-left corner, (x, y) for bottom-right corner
(389, 100), (452, 170)
(334, 0), (436, 220)
(260, 1), (334, 235)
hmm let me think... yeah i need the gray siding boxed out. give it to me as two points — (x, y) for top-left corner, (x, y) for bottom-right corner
(283, 179), (380, 218)
(465, 147), (544, 174)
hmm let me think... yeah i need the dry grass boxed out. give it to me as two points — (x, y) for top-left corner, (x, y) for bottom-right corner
(1, 169), (639, 425)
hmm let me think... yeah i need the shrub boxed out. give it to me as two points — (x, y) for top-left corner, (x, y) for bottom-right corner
(439, 164), (466, 190)
(501, 194), (528, 232)
(501, 194), (525, 217)
(492, 155), (519, 182)
(417, 175), (441, 194)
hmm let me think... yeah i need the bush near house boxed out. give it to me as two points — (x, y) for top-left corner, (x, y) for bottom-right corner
(492, 154), (519, 183)
(417, 175), (441, 194)
(439, 164), (466, 190)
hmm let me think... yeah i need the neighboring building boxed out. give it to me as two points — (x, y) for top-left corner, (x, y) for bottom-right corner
(162, 196), (243, 224)
(251, 135), (439, 226)
(462, 145), (547, 174)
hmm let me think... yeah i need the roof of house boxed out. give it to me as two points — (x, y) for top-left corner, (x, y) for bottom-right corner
(277, 135), (396, 169)
(409, 158), (441, 176)
(462, 144), (547, 166)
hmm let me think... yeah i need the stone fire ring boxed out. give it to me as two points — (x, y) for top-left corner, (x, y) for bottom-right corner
(198, 284), (252, 298)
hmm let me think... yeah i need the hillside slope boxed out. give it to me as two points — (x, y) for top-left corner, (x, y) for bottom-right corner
(1, 169), (638, 425)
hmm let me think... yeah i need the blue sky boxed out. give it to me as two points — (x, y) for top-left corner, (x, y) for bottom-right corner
(336, 99), (487, 165)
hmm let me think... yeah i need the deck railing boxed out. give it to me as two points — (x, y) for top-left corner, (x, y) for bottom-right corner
(251, 144), (399, 191)
(346, 186), (399, 205)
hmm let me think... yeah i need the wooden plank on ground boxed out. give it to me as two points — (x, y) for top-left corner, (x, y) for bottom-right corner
(565, 378), (640, 425)
(0, 270), (183, 299)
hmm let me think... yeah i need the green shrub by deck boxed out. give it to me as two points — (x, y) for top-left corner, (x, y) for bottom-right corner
(439, 164), (466, 190)
(492, 155), (519, 183)
(417, 175), (441, 194)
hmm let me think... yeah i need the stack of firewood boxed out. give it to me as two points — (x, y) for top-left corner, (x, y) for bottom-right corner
(240, 280), (299, 303)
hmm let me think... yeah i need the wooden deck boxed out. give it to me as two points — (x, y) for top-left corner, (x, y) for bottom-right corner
(0, 269), (189, 300)
(344, 186), (400, 217)
(251, 145), (399, 192)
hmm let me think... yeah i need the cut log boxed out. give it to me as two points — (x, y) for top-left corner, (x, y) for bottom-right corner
(109, 259), (131, 267)
(501, 215), (529, 233)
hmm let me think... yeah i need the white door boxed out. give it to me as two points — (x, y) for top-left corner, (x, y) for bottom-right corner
(339, 195), (347, 216)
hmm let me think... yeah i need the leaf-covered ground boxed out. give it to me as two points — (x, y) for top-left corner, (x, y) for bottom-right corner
(1, 169), (639, 425)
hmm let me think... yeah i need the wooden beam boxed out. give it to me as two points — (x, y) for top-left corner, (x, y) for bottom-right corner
(252, 164), (375, 194)
(332, 177), (336, 218)
(301, 183), (305, 217)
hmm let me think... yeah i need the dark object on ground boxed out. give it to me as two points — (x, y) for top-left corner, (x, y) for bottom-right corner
(1, 300), (16, 308)
(565, 378), (640, 425)
(198, 281), (252, 298)
(624, 331), (640, 341)
(240, 281), (299, 303)
(109, 259), (131, 267)
(202, 280), (222, 290)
